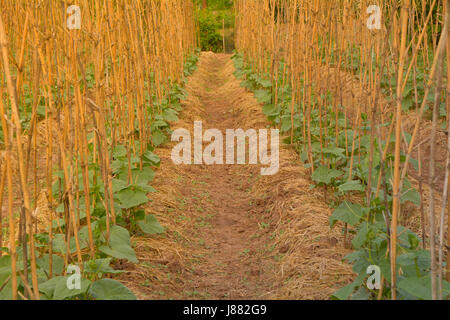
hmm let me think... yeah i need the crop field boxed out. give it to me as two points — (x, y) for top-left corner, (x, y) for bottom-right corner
(0, 0), (449, 302)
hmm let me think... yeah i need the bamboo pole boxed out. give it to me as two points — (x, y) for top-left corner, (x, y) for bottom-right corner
(0, 12), (40, 300)
(438, 0), (450, 299)
(0, 87), (16, 300)
(390, 0), (409, 300)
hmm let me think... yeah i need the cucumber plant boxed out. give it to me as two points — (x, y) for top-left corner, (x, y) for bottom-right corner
(0, 50), (200, 300)
(231, 51), (450, 300)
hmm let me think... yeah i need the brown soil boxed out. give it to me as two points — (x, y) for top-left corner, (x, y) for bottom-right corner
(117, 52), (353, 300)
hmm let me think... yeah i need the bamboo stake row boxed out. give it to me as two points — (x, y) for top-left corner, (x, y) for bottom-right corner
(0, 0), (196, 300)
(235, 0), (450, 300)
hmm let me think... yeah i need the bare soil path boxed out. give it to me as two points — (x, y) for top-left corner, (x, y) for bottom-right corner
(171, 54), (271, 299)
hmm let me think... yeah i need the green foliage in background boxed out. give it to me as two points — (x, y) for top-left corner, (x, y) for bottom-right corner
(195, 0), (235, 53)
(197, 10), (223, 52)
(194, 0), (233, 10)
